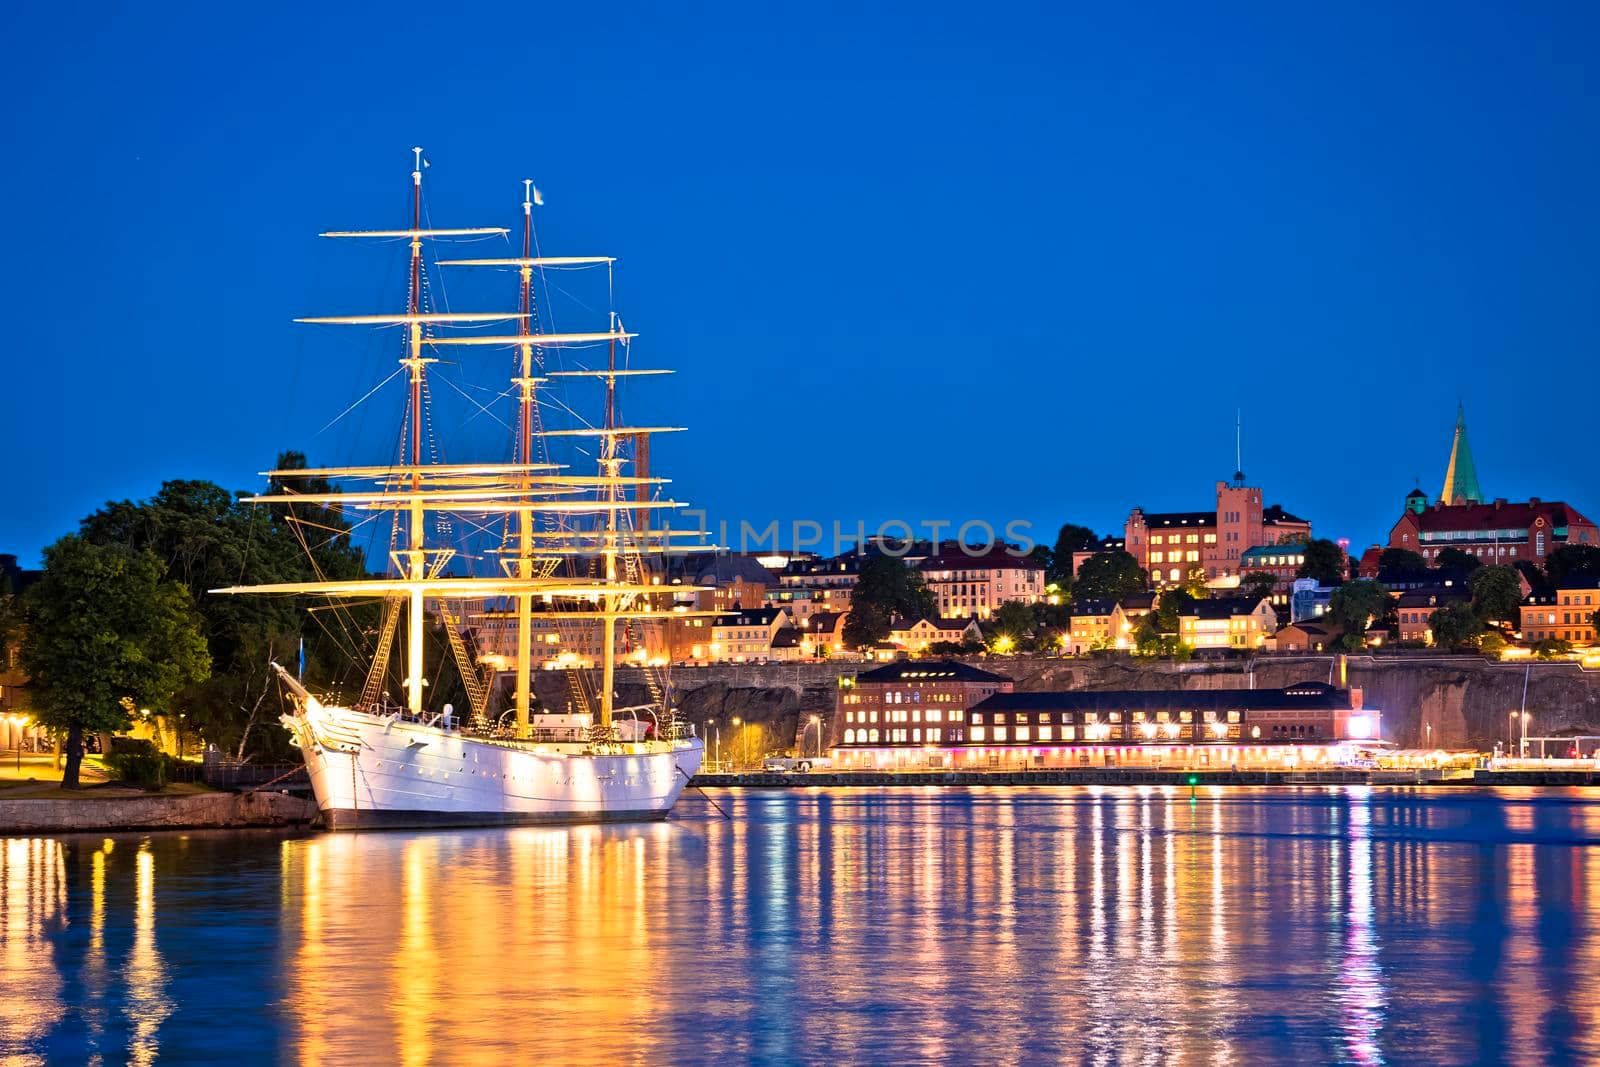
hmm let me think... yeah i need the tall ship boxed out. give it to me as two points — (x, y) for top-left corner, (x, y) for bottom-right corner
(215, 150), (708, 829)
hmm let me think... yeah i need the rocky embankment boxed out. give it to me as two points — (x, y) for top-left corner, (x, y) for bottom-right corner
(564, 655), (1600, 759)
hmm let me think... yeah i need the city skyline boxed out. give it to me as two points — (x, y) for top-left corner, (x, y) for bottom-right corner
(4, 3), (1598, 566)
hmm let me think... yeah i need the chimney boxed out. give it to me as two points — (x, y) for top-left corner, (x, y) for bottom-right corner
(1494, 498), (1505, 509)
(1530, 497), (1541, 506)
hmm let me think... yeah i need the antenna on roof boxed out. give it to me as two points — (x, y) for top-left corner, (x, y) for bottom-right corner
(1232, 409), (1245, 486)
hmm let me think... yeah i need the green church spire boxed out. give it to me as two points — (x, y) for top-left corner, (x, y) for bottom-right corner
(1440, 403), (1483, 505)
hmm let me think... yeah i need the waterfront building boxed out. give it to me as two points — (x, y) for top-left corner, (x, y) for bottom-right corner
(1123, 472), (1312, 586)
(1239, 542), (1310, 604)
(1271, 620), (1343, 652)
(887, 615), (983, 653)
(1177, 596), (1277, 651)
(918, 544), (1044, 619)
(1397, 588), (1471, 645)
(1387, 494), (1597, 567)
(799, 611), (849, 659)
(1521, 581), (1600, 646)
(772, 556), (858, 623)
(667, 553), (776, 612)
(833, 660), (1011, 751)
(832, 679), (1381, 770)
(1065, 598), (1117, 654)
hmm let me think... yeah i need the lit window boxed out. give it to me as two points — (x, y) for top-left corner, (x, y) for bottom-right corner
(1015, 727), (1030, 742)
(844, 729), (857, 744)
(971, 726), (986, 742)
(993, 727), (1008, 742)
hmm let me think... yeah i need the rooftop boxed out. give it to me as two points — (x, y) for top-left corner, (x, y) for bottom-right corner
(1182, 596), (1271, 620)
(854, 660), (1012, 685)
(974, 681), (1352, 714)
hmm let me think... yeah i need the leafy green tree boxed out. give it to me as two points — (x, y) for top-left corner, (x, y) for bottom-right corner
(1180, 567), (1210, 599)
(990, 600), (1036, 645)
(1151, 590), (1192, 634)
(21, 538), (210, 788)
(1433, 547), (1482, 573)
(1327, 580), (1388, 635)
(1479, 631), (1507, 655)
(844, 555), (939, 649)
(1428, 602), (1482, 651)
(1533, 637), (1573, 660)
(1041, 524), (1098, 586)
(1469, 565), (1523, 625)
(1297, 539), (1347, 587)
(1377, 547), (1429, 578)
(1592, 609), (1600, 635)
(1240, 571), (1279, 602)
(842, 602), (891, 650)
(1074, 551), (1147, 603)
(77, 456), (368, 759)
(1547, 544), (1600, 587)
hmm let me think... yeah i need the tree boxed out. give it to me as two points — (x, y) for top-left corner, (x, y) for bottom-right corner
(843, 555), (938, 649)
(1327, 580), (1387, 635)
(1240, 571), (1279, 602)
(1180, 567), (1210, 599)
(77, 460), (368, 759)
(1151, 589), (1193, 634)
(1547, 544), (1600, 588)
(1533, 637), (1572, 660)
(990, 601), (1036, 645)
(1433, 547), (1483, 574)
(1074, 551), (1147, 603)
(1377, 547), (1429, 578)
(1041, 524), (1099, 586)
(1479, 631), (1507, 656)
(842, 602), (891, 650)
(1132, 615), (1191, 660)
(1592, 609), (1600, 636)
(21, 538), (210, 788)
(1428, 602), (1482, 651)
(1298, 539), (1347, 587)
(1469, 565), (1522, 625)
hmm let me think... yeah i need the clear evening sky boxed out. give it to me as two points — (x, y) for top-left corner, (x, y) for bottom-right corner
(2, 2), (1596, 566)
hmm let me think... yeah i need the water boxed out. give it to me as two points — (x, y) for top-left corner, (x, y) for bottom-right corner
(3, 787), (1600, 1065)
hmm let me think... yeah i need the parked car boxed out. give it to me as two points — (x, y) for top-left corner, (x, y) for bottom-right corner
(761, 756), (834, 773)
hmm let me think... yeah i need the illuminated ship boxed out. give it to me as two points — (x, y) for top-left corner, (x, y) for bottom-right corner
(215, 151), (707, 829)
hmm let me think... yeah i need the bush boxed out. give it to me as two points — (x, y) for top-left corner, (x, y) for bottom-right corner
(103, 750), (170, 791)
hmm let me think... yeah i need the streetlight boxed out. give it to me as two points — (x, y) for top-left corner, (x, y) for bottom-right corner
(806, 714), (822, 758)
(7, 715), (28, 775)
(732, 717), (742, 769)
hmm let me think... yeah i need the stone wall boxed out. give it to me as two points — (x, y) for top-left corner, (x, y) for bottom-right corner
(545, 655), (1600, 759)
(0, 790), (316, 833)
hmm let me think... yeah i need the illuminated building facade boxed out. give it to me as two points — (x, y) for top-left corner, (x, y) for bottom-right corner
(1124, 477), (1312, 586)
(1521, 581), (1600, 646)
(1387, 495), (1597, 567)
(1396, 588), (1470, 645)
(834, 660), (1011, 750)
(832, 680), (1381, 770)
(887, 616), (983, 652)
(1177, 596), (1278, 650)
(918, 545), (1045, 619)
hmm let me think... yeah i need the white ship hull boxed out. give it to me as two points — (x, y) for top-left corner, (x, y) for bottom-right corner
(282, 702), (704, 831)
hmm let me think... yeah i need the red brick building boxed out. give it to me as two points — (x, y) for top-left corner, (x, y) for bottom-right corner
(1387, 496), (1598, 568)
(833, 660), (1011, 764)
(1124, 475), (1312, 587)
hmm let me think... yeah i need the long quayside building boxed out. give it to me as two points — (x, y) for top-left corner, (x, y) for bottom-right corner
(831, 660), (1382, 771)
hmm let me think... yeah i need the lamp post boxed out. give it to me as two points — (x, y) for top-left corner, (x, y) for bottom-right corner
(7, 715), (28, 774)
(731, 717), (742, 769)
(807, 714), (821, 758)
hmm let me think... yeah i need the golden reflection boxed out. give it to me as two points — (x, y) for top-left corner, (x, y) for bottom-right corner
(125, 844), (172, 1067)
(1, 838), (65, 1060)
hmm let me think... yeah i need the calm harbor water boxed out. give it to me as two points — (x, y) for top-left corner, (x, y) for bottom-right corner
(3, 786), (1600, 1065)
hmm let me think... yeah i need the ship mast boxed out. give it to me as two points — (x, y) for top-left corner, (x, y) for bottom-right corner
(599, 320), (621, 732)
(512, 180), (541, 738)
(404, 147), (431, 717)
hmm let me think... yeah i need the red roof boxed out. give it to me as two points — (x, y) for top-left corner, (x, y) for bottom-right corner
(1410, 499), (1594, 535)
(920, 545), (1043, 571)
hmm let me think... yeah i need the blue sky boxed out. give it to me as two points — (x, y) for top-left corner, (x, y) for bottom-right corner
(2, 2), (1596, 566)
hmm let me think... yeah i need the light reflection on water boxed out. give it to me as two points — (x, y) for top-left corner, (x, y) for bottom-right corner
(4, 787), (1600, 1064)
